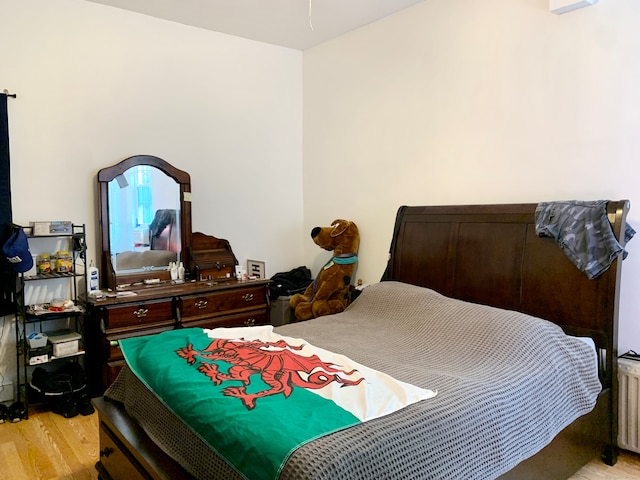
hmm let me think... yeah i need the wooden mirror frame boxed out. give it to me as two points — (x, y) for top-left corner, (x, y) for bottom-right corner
(97, 155), (192, 289)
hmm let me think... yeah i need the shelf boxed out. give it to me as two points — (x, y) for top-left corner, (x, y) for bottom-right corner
(50, 350), (85, 361)
(24, 305), (86, 322)
(28, 350), (85, 365)
(26, 233), (74, 238)
(23, 272), (79, 281)
(22, 223), (83, 239)
(13, 223), (88, 420)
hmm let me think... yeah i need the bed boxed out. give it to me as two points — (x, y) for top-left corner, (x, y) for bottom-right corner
(93, 200), (630, 480)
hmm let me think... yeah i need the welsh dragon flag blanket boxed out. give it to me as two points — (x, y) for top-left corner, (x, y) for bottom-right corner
(120, 325), (436, 480)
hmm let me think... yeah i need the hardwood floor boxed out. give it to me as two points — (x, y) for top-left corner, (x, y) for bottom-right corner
(0, 408), (639, 479)
(569, 449), (640, 480)
(0, 410), (98, 480)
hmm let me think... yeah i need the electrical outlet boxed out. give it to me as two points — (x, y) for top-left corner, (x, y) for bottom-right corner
(0, 382), (15, 403)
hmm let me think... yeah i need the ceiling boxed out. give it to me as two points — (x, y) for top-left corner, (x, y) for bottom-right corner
(85, 0), (426, 50)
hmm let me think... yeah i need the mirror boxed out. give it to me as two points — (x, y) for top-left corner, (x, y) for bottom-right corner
(97, 155), (192, 289)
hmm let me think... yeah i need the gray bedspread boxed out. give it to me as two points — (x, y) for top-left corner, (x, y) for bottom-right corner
(106, 281), (601, 479)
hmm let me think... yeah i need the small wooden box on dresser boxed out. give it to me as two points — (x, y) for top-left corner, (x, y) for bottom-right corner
(84, 278), (270, 396)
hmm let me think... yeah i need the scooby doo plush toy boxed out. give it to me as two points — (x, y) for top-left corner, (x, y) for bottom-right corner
(290, 219), (359, 321)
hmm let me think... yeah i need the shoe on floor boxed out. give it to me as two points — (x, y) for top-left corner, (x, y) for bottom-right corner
(78, 395), (94, 416)
(8, 401), (25, 422)
(51, 395), (78, 419)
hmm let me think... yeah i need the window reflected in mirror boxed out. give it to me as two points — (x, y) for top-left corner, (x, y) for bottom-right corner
(108, 165), (180, 273)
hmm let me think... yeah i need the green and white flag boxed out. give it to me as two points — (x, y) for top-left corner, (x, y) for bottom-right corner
(121, 326), (436, 480)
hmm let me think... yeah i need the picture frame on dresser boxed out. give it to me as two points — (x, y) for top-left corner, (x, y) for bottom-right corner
(247, 259), (266, 279)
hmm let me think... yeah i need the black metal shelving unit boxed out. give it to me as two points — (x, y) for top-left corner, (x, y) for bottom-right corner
(13, 224), (87, 419)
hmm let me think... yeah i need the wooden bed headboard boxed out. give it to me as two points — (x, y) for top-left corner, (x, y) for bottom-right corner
(382, 201), (630, 388)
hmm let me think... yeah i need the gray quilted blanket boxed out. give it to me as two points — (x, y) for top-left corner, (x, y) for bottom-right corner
(106, 281), (601, 479)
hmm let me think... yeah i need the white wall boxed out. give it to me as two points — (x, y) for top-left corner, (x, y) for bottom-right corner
(303, 0), (640, 353)
(1, 0), (303, 271)
(0, 0), (303, 389)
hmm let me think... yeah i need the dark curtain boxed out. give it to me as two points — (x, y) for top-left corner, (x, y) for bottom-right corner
(0, 93), (16, 316)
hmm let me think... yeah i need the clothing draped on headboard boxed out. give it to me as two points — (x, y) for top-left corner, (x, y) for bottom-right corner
(535, 200), (635, 280)
(1, 93), (16, 315)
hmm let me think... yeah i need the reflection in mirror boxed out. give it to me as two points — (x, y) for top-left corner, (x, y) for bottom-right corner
(97, 155), (192, 290)
(108, 165), (180, 273)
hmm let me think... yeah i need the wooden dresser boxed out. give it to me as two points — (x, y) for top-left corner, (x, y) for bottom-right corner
(84, 278), (270, 396)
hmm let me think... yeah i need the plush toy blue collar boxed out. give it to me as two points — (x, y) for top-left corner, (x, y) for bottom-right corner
(323, 253), (357, 269)
(333, 253), (358, 264)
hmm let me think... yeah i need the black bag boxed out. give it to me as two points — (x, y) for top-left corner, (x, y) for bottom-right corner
(31, 362), (86, 397)
(30, 362), (93, 418)
(269, 266), (312, 300)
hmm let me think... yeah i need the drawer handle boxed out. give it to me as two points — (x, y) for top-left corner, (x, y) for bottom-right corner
(195, 299), (208, 310)
(242, 293), (254, 302)
(244, 318), (256, 327)
(133, 307), (149, 318)
(100, 447), (114, 458)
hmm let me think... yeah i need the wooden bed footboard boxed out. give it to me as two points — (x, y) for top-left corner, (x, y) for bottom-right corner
(93, 396), (195, 480)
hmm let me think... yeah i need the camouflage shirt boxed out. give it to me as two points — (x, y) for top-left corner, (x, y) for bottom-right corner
(535, 200), (635, 279)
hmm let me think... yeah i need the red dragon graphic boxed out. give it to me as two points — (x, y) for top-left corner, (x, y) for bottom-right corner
(176, 337), (364, 410)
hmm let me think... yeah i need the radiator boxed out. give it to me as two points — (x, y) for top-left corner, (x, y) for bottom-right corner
(618, 358), (640, 453)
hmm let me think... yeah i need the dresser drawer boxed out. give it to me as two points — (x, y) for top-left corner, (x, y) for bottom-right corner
(104, 299), (175, 330)
(105, 325), (175, 361)
(99, 423), (147, 480)
(181, 308), (268, 330)
(180, 285), (267, 321)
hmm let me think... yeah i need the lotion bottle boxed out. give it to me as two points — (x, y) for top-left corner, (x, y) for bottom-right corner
(178, 261), (185, 280)
(170, 262), (178, 281)
(88, 260), (100, 293)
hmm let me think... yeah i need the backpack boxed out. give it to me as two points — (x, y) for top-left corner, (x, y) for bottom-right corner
(269, 266), (312, 300)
